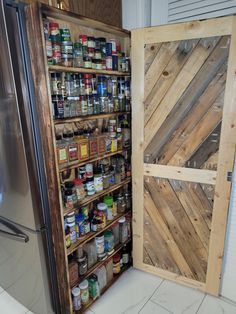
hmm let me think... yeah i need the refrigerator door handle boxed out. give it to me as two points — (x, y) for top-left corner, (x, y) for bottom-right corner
(0, 218), (29, 243)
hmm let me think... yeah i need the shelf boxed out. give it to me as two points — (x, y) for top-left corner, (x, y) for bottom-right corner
(48, 65), (130, 76)
(59, 148), (130, 172)
(64, 177), (131, 217)
(77, 264), (131, 314)
(67, 210), (131, 255)
(71, 238), (131, 288)
(54, 111), (131, 125)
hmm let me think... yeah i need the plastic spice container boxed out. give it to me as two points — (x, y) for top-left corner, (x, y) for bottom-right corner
(83, 241), (98, 268)
(102, 173), (110, 190)
(71, 287), (81, 311)
(86, 177), (95, 196)
(117, 194), (126, 213)
(103, 196), (113, 221)
(88, 274), (99, 300)
(94, 168), (103, 192)
(89, 137), (98, 158)
(87, 36), (95, 48)
(73, 42), (83, 67)
(95, 234), (105, 255)
(78, 254), (88, 276)
(83, 56), (92, 68)
(66, 211), (75, 224)
(68, 222), (77, 244)
(119, 217), (128, 244)
(97, 203), (107, 227)
(73, 178), (86, 201)
(79, 280), (89, 305)
(99, 97), (108, 113)
(85, 163), (93, 178)
(56, 135), (68, 164)
(111, 222), (119, 246)
(84, 219), (91, 234)
(104, 230), (114, 254)
(113, 253), (121, 274)
(60, 28), (71, 41)
(81, 205), (89, 219)
(61, 53), (73, 67)
(75, 214), (85, 238)
(61, 40), (73, 54)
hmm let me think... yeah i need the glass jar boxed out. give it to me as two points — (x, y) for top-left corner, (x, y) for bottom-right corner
(71, 287), (81, 311)
(85, 163), (93, 178)
(113, 96), (119, 112)
(56, 134), (68, 164)
(50, 72), (62, 95)
(52, 95), (64, 119)
(66, 211), (75, 224)
(65, 223), (71, 248)
(86, 177), (95, 196)
(75, 214), (85, 238)
(117, 194), (126, 213)
(113, 253), (121, 274)
(61, 40), (73, 54)
(78, 254), (88, 276)
(64, 190), (75, 209)
(61, 53), (73, 67)
(67, 133), (78, 162)
(78, 74), (85, 95)
(73, 179), (86, 201)
(124, 191), (132, 211)
(79, 280), (89, 305)
(73, 42), (83, 68)
(119, 217), (128, 243)
(122, 244), (130, 265)
(94, 168), (103, 192)
(97, 203), (107, 227)
(84, 219), (90, 234)
(111, 222), (119, 246)
(97, 76), (107, 97)
(104, 230), (114, 254)
(83, 56), (92, 68)
(88, 47), (95, 58)
(107, 97), (114, 113)
(95, 234), (105, 255)
(100, 97), (108, 113)
(80, 95), (88, 116)
(102, 172), (110, 189)
(103, 195), (113, 221)
(87, 36), (95, 48)
(68, 222), (77, 244)
(106, 258), (113, 283)
(93, 95), (100, 114)
(87, 96), (94, 115)
(112, 198), (118, 217)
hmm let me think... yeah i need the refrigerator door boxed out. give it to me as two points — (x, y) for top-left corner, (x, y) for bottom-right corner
(0, 0), (45, 231)
(0, 217), (54, 314)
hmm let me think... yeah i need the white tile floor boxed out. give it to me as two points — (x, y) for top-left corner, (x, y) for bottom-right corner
(1, 268), (236, 314)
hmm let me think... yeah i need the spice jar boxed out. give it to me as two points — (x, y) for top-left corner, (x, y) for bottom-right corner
(68, 222), (77, 244)
(75, 214), (85, 238)
(79, 280), (89, 305)
(84, 218), (91, 234)
(65, 223), (71, 248)
(122, 244), (130, 265)
(88, 274), (99, 300)
(119, 217), (128, 243)
(95, 234), (105, 255)
(56, 134), (68, 165)
(61, 53), (73, 67)
(86, 177), (95, 196)
(52, 95), (64, 119)
(73, 42), (83, 68)
(113, 253), (121, 274)
(104, 230), (114, 254)
(71, 287), (81, 311)
(78, 254), (88, 276)
(102, 172), (110, 190)
(77, 138), (89, 162)
(85, 163), (93, 178)
(94, 167), (103, 192)
(99, 97), (108, 113)
(67, 133), (78, 162)
(97, 203), (107, 227)
(83, 56), (92, 68)
(124, 191), (132, 211)
(50, 72), (62, 95)
(64, 190), (76, 209)
(103, 195), (113, 221)
(66, 211), (75, 224)
(73, 178), (86, 201)
(117, 194), (126, 213)
(89, 137), (98, 158)
(111, 222), (119, 246)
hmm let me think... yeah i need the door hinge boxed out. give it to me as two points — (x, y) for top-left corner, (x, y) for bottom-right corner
(227, 171), (232, 182)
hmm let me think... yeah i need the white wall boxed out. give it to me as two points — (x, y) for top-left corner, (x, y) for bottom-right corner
(122, 0), (236, 303)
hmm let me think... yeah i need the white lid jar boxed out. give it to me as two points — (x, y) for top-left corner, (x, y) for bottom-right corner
(71, 287), (81, 311)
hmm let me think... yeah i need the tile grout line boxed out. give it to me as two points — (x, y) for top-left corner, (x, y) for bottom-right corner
(138, 279), (165, 313)
(150, 299), (174, 314)
(195, 294), (207, 314)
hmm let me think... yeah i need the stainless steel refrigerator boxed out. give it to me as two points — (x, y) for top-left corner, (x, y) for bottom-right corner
(0, 0), (59, 313)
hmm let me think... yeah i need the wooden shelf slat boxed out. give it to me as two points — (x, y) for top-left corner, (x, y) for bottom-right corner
(64, 177), (131, 217)
(71, 238), (131, 288)
(54, 111), (131, 125)
(59, 148), (130, 172)
(67, 210), (131, 255)
(49, 65), (130, 76)
(77, 264), (131, 314)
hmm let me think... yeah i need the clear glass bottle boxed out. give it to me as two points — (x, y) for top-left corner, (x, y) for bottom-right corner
(73, 42), (84, 68)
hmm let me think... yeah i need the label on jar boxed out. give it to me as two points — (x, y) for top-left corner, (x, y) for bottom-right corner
(70, 229), (76, 243)
(81, 288), (89, 305)
(122, 253), (129, 264)
(69, 145), (78, 161)
(84, 222), (90, 234)
(111, 139), (117, 152)
(94, 176), (103, 192)
(106, 56), (112, 70)
(95, 236), (105, 254)
(58, 148), (67, 163)
(86, 181), (95, 196)
(80, 144), (88, 159)
(84, 60), (92, 68)
(73, 296), (81, 311)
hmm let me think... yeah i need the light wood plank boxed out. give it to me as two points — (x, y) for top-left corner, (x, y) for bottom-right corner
(144, 164), (217, 185)
(206, 16), (236, 296)
(144, 43), (162, 74)
(143, 16), (233, 44)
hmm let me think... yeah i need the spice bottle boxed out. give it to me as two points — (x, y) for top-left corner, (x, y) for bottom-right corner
(73, 42), (83, 68)
(119, 217), (128, 243)
(94, 167), (103, 192)
(113, 253), (121, 274)
(122, 244), (129, 265)
(103, 195), (113, 221)
(78, 253), (88, 276)
(56, 134), (68, 165)
(71, 287), (81, 311)
(79, 280), (89, 305)
(97, 203), (107, 227)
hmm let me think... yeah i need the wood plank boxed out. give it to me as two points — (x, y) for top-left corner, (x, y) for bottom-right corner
(206, 17), (236, 295)
(143, 16), (233, 44)
(131, 29), (145, 268)
(144, 39), (199, 125)
(145, 178), (208, 281)
(144, 43), (162, 74)
(144, 187), (195, 278)
(144, 209), (181, 274)
(169, 180), (211, 252)
(144, 41), (179, 101)
(145, 37), (229, 162)
(144, 37), (220, 150)
(144, 164), (217, 185)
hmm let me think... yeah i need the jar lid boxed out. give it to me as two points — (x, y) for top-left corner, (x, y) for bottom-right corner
(71, 287), (80, 297)
(118, 217), (126, 223)
(74, 42), (82, 48)
(67, 222), (75, 227)
(78, 255), (86, 262)
(61, 41), (73, 45)
(49, 22), (59, 28)
(61, 54), (73, 59)
(103, 196), (113, 206)
(104, 230), (112, 237)
(73, 178), (83, 185)
(79, 279), (88, 290)
(66, 211), (75, 217)
(97, 203), (107, 211)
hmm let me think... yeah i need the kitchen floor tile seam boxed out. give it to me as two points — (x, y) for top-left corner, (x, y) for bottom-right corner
(196, 294), (207, 314)
(138, 278), (165, 313)
(150, 299), (174, 314)
(219, 296), (236, 307)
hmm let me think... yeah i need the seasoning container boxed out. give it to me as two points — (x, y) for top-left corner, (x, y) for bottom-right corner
(75, 214), (85, 238)
(106, 56), (112, 70)
(117, 194), (126, 213)
(69, 261), (79, 287)
(64, 190), (76, 209)
(88, 274), (99, 300)
(78, 138), (89, 161)
(78, 254), (88, 276)
(97, 203), (107, 227)
(112, 198), (118, 217)
(89, 137), (98, 158)
(119, 217), (128, 243)
(110, 39), (117, 55)
(124, 191), (132, 211)
(67, 134), (78, 162)
(91, 217), (98, 232)
(86, 177), (95, 196)
(94, 265), (107, 291)
(66, 211), (75, 224)
(94, 167), (103, 192)
(79, 280), (89, 305)
(103, 196), (113, 221)
(83, 241), (98, 268)
(73, 42), (83, 67)
(81, 205), (89, 219)
(87, 36), (95, 48)
(113, 253), (121, 274)
(71, 287), (81, 311)
(105, 258), (114, 283)
(52, 95), (64, 119)
(79, 34), (88, 46)
(99, 97), (108, 113)
(85, 163), (93, 178)
(112, 55), (118, 71)
(122, 244), (130, 265)
(68, 222), (77, 244)
(51, 72), (62, 95)
(84, 56), (92, 68)
(104, 230), (114, 254)
(98, 135), (106, 156)
(80, 95), (88, 116)
(84, 218), (91, 234)
(65, 223), (71, 248)
(117, 127), (123, 150)
(95, 234), (105, 255)
(102, 172), (110, 190)
(111, 222), (120, 246)
(56, 134), (68, 165)
(73, 178), (86, 201)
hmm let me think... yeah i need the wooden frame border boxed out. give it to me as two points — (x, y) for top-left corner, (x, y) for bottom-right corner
(132, 15), (236, 296)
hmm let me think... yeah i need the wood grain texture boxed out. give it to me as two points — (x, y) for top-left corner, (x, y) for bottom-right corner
(26, 3), (71, 313)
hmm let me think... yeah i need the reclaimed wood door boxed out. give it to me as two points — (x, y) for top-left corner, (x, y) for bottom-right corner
(132, 16), (236, 295)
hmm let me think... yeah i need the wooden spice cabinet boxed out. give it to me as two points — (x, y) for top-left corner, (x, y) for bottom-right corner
(25, 2), (236, 313)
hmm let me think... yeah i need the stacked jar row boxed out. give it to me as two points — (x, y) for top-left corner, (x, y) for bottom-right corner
(70, 242), (131, 311)
(64, 185), (132, 245)
(44, 21), (130, 72)
(51, 73), (131, 119)
(56, 121), (131, 166)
